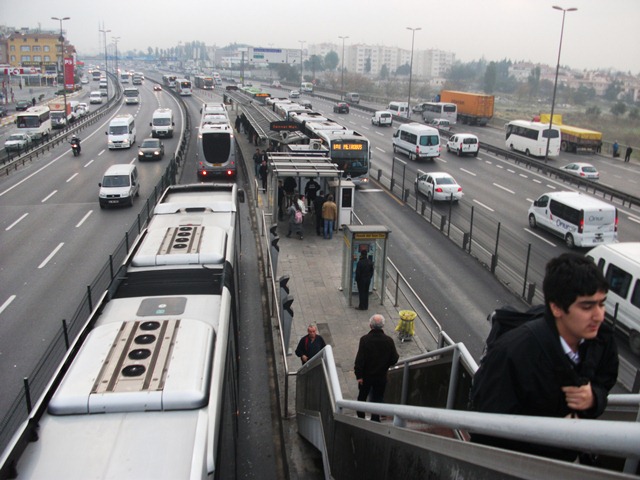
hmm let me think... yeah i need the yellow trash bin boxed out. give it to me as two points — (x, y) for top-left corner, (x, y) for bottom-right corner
(396, 310), (416, 342)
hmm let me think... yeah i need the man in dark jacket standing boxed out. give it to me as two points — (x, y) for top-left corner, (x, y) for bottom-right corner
(355, 250), (374, 310)
(354, 314), (399, 422)
(295, 325), (327, 365)
(470, 253), (618, 461)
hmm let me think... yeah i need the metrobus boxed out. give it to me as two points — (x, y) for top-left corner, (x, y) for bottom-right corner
(197, 106), (236, 180)
(302, 120), (370, 185)
(91, 70), (102, 81)
(119, 71), (130, 83)
(162, 74), (177, 88)
(3, 183), (243, 479)
(16, 106), (51, 140)
(505, 120), (561, 158)
(175, 78), (192, 95)
(194, 75), (215, 90)
(420, 102), (457, 124)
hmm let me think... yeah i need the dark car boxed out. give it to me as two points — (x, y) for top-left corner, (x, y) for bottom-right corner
(137, 138), (164, 161)
(333, 102), (350, 114)
(0, 105), (8, 117)
(15, 100), (31, 111)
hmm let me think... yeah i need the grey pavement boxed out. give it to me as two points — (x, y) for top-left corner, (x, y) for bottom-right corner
(234, 122), (427, 479)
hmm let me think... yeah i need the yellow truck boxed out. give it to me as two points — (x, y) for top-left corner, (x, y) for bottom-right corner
(539, 114), (602, 153)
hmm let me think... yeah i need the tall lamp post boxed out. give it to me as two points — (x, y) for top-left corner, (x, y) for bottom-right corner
(406, 27), (421, 119)
(99, 28), (111, 98)
(338, 35), (349, 99)
(51, 16), (70, 124)
(545, 6), (577, 161)
(298, 40), (305, 88)
(112, 36), (120, 80)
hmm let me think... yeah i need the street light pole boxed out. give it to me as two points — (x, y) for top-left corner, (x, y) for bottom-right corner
(545, 6), (577, 161)
(51, 16), (70, 125)
(113, 37), (120, 81)
(406, 27), (421, 119)
(298, 40), (305, 88)
(338, 35), (348, 99)
(99, 28), (111, 98)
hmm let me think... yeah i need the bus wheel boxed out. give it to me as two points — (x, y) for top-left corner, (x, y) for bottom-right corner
(525, 149), (531, 156)
(561, 140), (569, 152)
(528, 214), (537, 229)
(630, 331), (640, 356)
(565, 234), (575, 249)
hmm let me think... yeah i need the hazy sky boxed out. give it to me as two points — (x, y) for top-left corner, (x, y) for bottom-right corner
(3, 0), (639, 73)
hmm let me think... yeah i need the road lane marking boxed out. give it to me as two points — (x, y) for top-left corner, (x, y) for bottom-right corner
(84, 159), (94, 167)
(524, 228), (556, 246)
(533, 178), (542, 184)
(493, 183), (515, 194)
(0, 295), (16, 315)
(627, 215), (640, 225)
(6, 213), (28, 230)
(41, 190), (57, 203)
(375, 147), (386, 153)
(98, 149), (105, 156)
(76, 210), (93, 228)
(38, 243), (64, 269)
(472, 199), (494, 212)
(460, 168), (476, 176)
(66, 173), (78, 182)
(519, 173), (528, 178)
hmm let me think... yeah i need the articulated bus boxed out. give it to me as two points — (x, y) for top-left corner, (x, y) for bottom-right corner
(194, 75), (215, 90)
(505, 120), (561, 158)
(162, 74), (177, 88)
(175, 78), (193, 96)
(16, 106), (51, 140)
(1, 183), (244, 479)
(421, 102), (457, 124)
(300, 119), (370, 185)
(91, 70), (102, 81)
(197, 103), (237, 180)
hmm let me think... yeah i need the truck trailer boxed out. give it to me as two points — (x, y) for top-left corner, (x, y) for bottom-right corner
(438, 90), (494, 126)
(48, 102), (74, 129)
(538, 114), (602, 153)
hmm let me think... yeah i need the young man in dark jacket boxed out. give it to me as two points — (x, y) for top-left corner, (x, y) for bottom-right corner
(354, 314), (399, 422)
(470, 253), (619, 461)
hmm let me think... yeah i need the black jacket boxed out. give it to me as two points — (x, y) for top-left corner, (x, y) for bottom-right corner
(355, 257), (374, 284)
(295, 334), (327, 363)
(354, 329), (399, 380)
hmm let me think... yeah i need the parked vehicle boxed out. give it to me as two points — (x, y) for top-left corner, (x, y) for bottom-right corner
(15, 100), (31, 111)
(446, 134), (479, 157)
(438, 90), (494, 126)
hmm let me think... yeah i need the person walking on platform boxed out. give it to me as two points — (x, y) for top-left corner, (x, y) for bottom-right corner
(313, 191), (326, 236)
(295, 325), (327, 365)
(354, 314), (399, 422)
(321, 194), (337, 240)
(253, 148), (261, 177)
(624, 146), (633, 163)
(277, 180), (285, 221)
(286, 201), (304, 240)
(259, 160), (269, 192)
(305, 178), (321, 209)
(355, 250), (374, 310)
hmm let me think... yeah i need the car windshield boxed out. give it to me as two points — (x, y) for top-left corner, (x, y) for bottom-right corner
(435, 177), (456, 185)
(8, 134), (24, 141)
(141, 140), (159, 148)
(102, 175), (130, 187)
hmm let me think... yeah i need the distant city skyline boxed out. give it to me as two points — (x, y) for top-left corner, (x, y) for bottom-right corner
(2, 0), (639, 74)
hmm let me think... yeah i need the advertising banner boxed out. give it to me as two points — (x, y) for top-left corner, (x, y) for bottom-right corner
(64, 57), (74, 90)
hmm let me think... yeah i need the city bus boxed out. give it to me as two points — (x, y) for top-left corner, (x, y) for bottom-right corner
(175, 78), (192, 95)
(16, 106), (51, 140)
(162, 74), (177, 88)
(91, 70), (102, 82)
(194, 75), (215, 90)
(505, 120), (561, 158)
(302, 120), (370, 185)
(420, 102), (457, 124)
(119, 71), (130, 83)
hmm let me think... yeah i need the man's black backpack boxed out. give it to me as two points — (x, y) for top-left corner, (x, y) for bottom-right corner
(481, 304), (545, 359)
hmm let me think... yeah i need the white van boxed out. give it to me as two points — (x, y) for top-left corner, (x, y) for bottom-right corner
(446, 133), (479, 157)
(90, 91), (103, 104)
(106, 114), (136, 149)
(388, 101), (409, 118)
(527, 191), (618, 248)
(392, 123), (440, 161)
(150, 108), (174, 138)
(371, 110), (393, 127)
(345, 92), (360, 104)
(98, 164), (139, 208)
(123, 87), (140, 105)
(587, 242), (640, 355)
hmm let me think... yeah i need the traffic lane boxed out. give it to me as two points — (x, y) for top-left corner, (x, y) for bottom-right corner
(355, 184), (525, 360)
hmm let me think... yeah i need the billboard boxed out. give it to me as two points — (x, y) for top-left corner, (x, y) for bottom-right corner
(64, 57), (74, 90)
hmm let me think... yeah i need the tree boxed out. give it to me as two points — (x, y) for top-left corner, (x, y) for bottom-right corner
(379, 64), (389, 81)
(324, 51), (339, 71)
(585, 105), (601, 117)
(483, 62), (497, 94)
(396, 63), (410, 76)
(629, 107), (639, 121)
(527, 66), (540, 99)
(611, 101), (627, 117)
(604, 80), (622, 101)
(364, 57), (371, 74)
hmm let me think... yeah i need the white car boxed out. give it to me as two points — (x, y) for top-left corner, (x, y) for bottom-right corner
(446, 134), (479, 157)
(289, 90), (300, 99)
(371, 110), (393, 127)
(415, 172), (463, 202)
(560, 162), (600, 180)
(4, 132), (32, 152)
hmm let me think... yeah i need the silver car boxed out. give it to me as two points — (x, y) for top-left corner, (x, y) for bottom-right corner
(560, 162), (600, 180)
(415, 172), (463, 202)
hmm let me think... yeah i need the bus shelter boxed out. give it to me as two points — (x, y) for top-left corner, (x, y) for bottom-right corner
(267, 153), (343, 224)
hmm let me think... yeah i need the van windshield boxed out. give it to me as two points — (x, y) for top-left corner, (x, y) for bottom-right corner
(153, 118), (171, 126)
(102, 175), (130, 187)
(109, 125), (128, 135)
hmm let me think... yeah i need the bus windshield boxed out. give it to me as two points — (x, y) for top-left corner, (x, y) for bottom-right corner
(17, 116), (41, 128)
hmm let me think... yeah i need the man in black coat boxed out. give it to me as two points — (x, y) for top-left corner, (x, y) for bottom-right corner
(355, 250), (374, 310)
(354, 314), (399, 422)
(313, 191), (326, 236)
(470, 253), (619, 461)
(295, 325), (327, 365)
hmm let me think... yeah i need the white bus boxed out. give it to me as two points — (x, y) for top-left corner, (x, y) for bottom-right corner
(505, 120), (561, 157)
(421, 102), (457, 124)
(175, 78), (192, 96)
(119, 72), (130, 83)
(16, 106), (51, 140)
(300, 82), (313, 93)
(197, 105), (236, 180)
